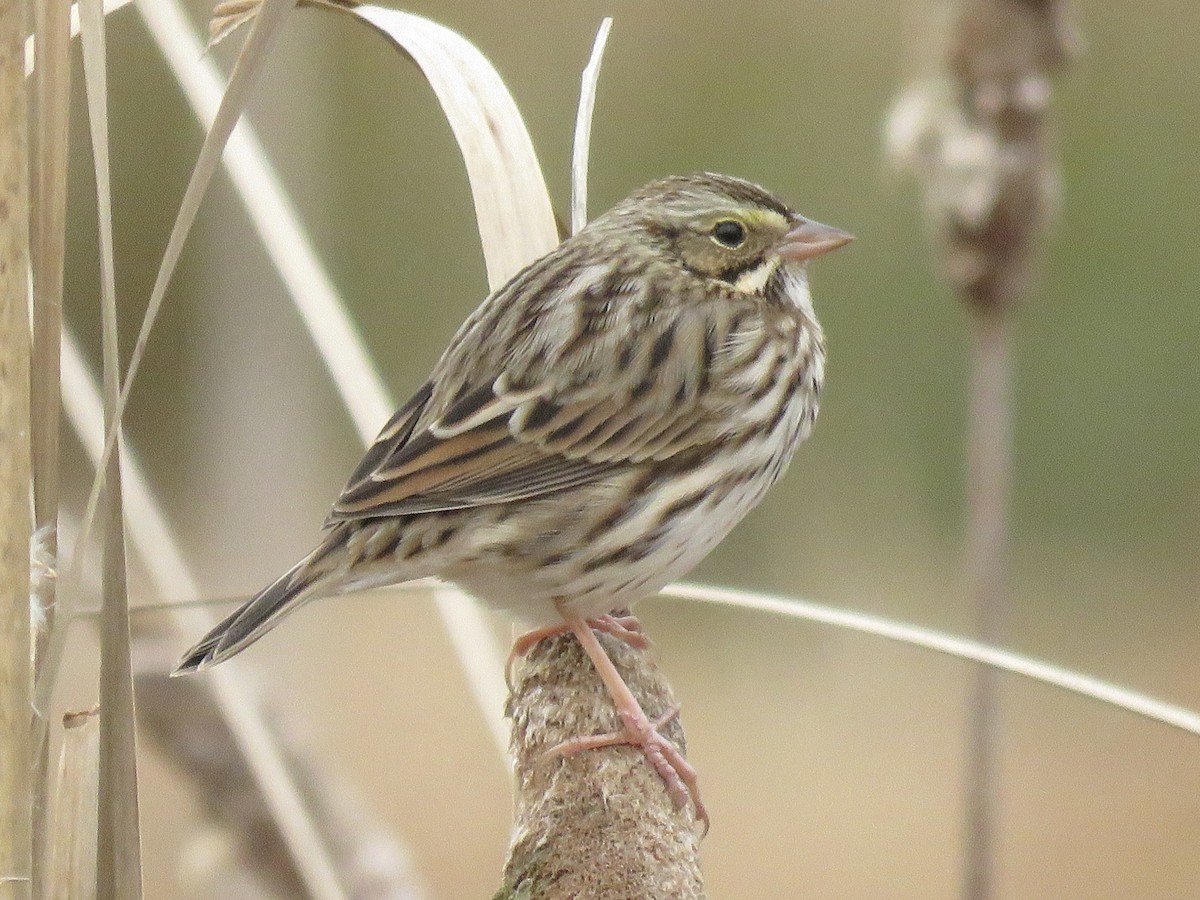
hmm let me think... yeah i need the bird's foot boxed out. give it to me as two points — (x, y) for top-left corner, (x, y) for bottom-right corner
(506, 613), (649, 689)
(547, 704), (708, 834)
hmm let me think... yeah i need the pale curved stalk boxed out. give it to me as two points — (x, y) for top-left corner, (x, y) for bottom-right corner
(657, 582), (1200, 738)
(0, 2), (33, 892)
(121, 578), (1200, 740)
(570, 17), (612, 235)
(77, 1), (142, 894)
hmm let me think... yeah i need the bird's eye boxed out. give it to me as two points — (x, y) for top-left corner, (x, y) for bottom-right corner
(711, 219), (747, 248)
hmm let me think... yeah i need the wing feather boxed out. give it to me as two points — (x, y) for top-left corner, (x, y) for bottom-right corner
(326, 268), (747, 524)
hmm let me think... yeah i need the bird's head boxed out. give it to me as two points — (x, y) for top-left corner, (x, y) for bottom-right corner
(604, 172), (853, 300)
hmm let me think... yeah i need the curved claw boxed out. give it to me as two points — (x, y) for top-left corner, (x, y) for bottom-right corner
(547, 704), (709, 834)
(543, 610), (709, 834)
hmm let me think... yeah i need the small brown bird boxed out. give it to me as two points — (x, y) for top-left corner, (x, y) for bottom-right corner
(176, 172), (851, 828)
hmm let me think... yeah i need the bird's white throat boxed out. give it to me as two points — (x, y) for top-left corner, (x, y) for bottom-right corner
(779, 264), (817, 321)
(732, 259), (816, 321)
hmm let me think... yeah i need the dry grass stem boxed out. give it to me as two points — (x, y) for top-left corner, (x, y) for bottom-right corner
(886, 2), (1075, 896)
(28, 2), (72, 889)
(962, 306), (1011, 900)
(570, 17), (612, 235)
(661, 583), (1200, 734)
(77, 1), (142, 894)
(28, 0), (70, 675)
(1, 5), (33, 896)
(498, 632), (703, 899)
(44, 710), (100, 900)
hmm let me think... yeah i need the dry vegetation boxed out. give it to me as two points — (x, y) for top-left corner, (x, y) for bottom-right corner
(3, 1), (1195, 898)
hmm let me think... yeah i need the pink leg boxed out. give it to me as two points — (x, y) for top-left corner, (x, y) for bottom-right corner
(546, 610), (708, 833)
(507, 613), (650, 689)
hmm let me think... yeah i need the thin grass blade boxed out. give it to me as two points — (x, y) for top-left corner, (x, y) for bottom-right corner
(44, 710), (100, 900)
(76, 1), (142, 895)
(570, 17), (612, 235)
(658, 582), (1200, 738)
(0, 3), (33, 895)
(71, 0), (297, 623)
(125, 576), (1200, 741)
(29, 1), (74, 890)
(29, 0), (71, 673)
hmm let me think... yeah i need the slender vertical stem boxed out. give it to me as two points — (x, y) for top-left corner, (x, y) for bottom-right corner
(29, 2), (73, 892)
(0, 3), (33, 897)
(29, 0), (70, 678)
(962, 309), (1012, 900)
(886, 0), (1072, 890)
(76, 1), (143, 894)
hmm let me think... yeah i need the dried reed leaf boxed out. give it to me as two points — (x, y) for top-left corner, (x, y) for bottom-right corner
(28, 5), (72, 882)
(77, 0), (142, 895)
(570, 17), (612, 235)
(59, 328), (352, 900)
(45, 710), (100, 900)
(214, 0), (562, 284)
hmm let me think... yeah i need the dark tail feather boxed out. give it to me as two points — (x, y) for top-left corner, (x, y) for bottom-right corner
(173, 546), (333, 675)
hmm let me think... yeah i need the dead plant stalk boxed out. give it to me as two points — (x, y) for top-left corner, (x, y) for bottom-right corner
(0, 2), (33, 896)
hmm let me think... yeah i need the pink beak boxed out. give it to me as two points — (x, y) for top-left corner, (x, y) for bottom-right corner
(776, 218), (854, 262)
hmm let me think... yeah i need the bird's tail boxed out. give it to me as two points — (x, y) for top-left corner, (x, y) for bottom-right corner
(173, 534), (344, 675)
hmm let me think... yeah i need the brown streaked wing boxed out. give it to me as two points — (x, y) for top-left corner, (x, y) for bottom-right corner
(331, 381), (434, 506)
(326, 290), (726, 524)
(327, 383), (623, 522)
(325, 377), (714, 522)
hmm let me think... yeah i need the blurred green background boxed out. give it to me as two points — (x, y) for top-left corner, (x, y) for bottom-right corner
(58, 0), (1197, 897)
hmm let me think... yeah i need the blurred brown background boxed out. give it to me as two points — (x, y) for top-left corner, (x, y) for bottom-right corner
(57, 0), (1198, 897)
